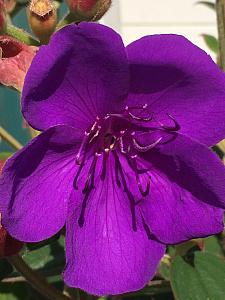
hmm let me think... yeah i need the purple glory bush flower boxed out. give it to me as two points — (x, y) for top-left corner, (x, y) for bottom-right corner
(1, 22), (225, 296)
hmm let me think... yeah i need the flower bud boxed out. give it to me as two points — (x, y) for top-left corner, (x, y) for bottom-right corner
(28, 0), (57, 44)
(0, 36), (37, 91)
(65, 0), (111, 21)
(4, 0), (16, 13)
(0, 161), (23, 257)
(0, 0), (7, 34)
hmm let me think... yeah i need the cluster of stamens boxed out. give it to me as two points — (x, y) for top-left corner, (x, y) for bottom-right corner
(73, 104), (180, 228)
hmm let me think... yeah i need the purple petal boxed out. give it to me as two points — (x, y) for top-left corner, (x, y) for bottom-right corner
(22, 22), (129, 131)
(64, 154), (165, 296)
(0, 125), (80, 242)
(126, 34), (225, 146)
(138, 132), (225, 244)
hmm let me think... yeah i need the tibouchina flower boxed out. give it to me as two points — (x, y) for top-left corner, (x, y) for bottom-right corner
(1, 23), (225, 296)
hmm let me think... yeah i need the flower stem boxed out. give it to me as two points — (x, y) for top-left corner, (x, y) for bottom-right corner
(7, 255), (72, 300)
(0, 126), (23, 151)
(216, 0), (225, 70)
(56, 12), (83, 30)
(5, 25), (40, 46)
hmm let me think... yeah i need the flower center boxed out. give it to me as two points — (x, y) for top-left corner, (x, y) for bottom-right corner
(73, 104), (180, 228)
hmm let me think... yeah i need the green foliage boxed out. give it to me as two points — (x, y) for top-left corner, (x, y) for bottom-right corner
(202, 34), (219, 54)
(22, 235), (65, 278)
(171, 252), (225, 300)
(197, 1), (215, 10)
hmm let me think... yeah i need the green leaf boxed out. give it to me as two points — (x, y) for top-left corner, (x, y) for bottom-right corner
(201, 34), (219, 54)
(0, 152), (13, 160)
(204, 236), (224, 256)
(122, 281), (171, 298)
(0, 259), (13, 280)
(22, 236), (65, 278)
(197, 1), (215, 10)
(171, 252), (225, 300)
(0, 283), (29, 300)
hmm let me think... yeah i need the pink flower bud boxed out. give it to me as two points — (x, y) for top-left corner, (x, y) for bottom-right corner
(0, 0), (6, 34)
(65, 0), (111, 21)
(28, 0), (57, 44)
(0, 36), (37, 91)
(4, 0), (16, 13)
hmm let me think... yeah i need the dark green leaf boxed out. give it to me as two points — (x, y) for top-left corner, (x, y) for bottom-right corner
(159, 261), (170, 281)
(0, 283), (29, 300)
(122, 281), (171, 298)
(0, 259), (13, 280)
(201, 34), (219, 53)
(171, 252), (225, 300)
(22, 236), (65, 277)
(197, 1), (215, 10)
(204, 236), (224, 256)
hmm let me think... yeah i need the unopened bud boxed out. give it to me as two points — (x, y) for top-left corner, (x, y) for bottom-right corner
(4, 0), (16, 13)
(65, 0), (111, 21)
(28, 0), (57, 44)
(0, 0), (6, 34)
(0, 36), (37, 91)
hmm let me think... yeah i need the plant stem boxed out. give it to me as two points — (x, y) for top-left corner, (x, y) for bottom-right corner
(216, 0), (225, 70)
(0, 126), (23, 151)
(7, 255), (72, 300)
(5, 25), (40, 46)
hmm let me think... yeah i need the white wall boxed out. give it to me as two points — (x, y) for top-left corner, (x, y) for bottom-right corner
(103, 0), (217, 59)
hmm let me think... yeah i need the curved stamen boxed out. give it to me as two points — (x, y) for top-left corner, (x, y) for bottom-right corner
(128, 111), (153, 122)
(130, 156), (151, 197)
(113, 152), (137, 231)
(137, 175), (150, 197)
(159, 114), (180, 131)
(119, 136), (130, 154)
(132, 137), (162, 152)
(89, 125), (101, 143)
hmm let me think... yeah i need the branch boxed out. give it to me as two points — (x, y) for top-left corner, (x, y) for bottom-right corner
(0, 126), (23, 151)
(216, 0), (225, 70)
(7, 255), (72, 300)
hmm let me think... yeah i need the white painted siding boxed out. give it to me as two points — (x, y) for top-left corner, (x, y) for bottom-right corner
(102, 0), (217, 59)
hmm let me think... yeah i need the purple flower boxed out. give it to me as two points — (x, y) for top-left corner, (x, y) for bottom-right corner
(1, 22), (225, 296)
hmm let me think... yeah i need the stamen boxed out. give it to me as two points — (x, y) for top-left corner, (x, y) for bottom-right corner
(119, 137), (130, 154)
(158, 114), (180, 131)
(82, 152), (100, 193)
(113, 152), (137, 231)
(76, 119), (100, 164)
(89, 125), (101, 143)
(75, 135), (88, 165)
(132, 137), (162, 152)
(100, 149), (109, 180)
(130, 156), (151, 197)
(128, 111), (153, 122)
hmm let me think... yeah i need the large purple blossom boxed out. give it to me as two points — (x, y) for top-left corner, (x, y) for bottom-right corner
(1, 23), (225, 295)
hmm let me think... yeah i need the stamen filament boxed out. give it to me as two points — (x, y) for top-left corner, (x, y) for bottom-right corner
(132, 137), (162, 152)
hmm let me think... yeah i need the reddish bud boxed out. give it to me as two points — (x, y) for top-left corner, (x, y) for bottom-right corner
(0, 161), (23, 257)
(28, 0), (57, 44)
(0, 36), (37, 91)
(4, 0), (16, 13)
(0, 0), (6, 34)
(65, 0), (111, 21)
